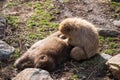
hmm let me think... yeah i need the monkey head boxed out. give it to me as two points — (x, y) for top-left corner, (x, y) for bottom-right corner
(59, 18), (78, 38)
(34, 51), (56, 71)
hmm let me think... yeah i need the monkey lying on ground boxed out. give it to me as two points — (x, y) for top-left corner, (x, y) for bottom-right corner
(14, 31), (72, 71)
(59, 18), (99, 61)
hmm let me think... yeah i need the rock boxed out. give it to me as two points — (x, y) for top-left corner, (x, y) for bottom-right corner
(0, 40), (14, 60)
(113, 20), (120, 28)
(0, 16), (7, 39)
(93, 53), (112, 68)
(100, 53), (112, 61)
(95, 53), (112, 64)
(97, 28), (120, 37)
(12, 68), (53, 80)
(106, 54), (120, 79)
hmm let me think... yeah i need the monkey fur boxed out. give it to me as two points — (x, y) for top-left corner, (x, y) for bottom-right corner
(14, 31), (72, 71)
(59, 18), (99, 61)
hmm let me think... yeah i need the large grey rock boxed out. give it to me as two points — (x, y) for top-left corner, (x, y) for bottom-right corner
(0, 16), (7, 39)
(0, 40), (14, 60)
(12, 68), (53, 80)
(97, 28), (120, 37)
(106, 54), (120, 79)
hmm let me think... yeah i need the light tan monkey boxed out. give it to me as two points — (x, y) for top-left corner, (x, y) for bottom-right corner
(59, 18), (99, 61)
(14, 31), (72, 71)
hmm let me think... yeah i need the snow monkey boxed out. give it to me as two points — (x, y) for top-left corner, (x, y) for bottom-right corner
(59, 18), (99, 61)
(14, 31), (72, 71)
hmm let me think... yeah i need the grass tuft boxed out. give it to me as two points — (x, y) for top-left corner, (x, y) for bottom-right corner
(6, 16), (19, 28)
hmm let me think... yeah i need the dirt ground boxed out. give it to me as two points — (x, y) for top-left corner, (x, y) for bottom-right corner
(0, 0), (120, 80)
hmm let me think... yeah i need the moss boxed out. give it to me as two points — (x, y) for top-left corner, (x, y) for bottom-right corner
(5, 0), (20, 8)
(111, 2), (120, 7)
(26, 1), (58, 30)
(26, 20), (37, 29)
(99, 36), (120, 55)
(99, 36), (105, 44)
(28, 32), (46, 40)
(104, 49), (117, 54)
(109, 42), (119, 48)
(25, 0), (59, 41)
(71, 75), (79, 80)
(14, 48), (20, 58)
(63, 0), (69, 2)
(12, 48), (21, 58)
(110, 1), (120, 18)
(6, 16), (19, 28)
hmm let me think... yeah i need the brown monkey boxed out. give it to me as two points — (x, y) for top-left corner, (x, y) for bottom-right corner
(59, 18), (99, 61)
(14, 31), (72, 71)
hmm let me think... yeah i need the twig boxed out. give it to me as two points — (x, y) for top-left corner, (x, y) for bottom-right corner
(86, 70), (96, 80)
(70, 61), (79, 73)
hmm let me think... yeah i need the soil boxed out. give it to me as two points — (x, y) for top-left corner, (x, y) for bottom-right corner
(0, 0), (120, 80)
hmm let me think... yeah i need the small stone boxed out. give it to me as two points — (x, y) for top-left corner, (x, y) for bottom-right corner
(100, 53), (112, 61)
(24, 43), (30, 49)
(97, 28), (120, 37)
(12, 68), (53, 80)
(0, 40), (15, 60)
(113, 20), (120, 28)
(106, 54), (120, 79)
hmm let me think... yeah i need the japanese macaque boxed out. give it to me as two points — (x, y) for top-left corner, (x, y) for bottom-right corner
(14, 31), (72, 71)
(59, 18), (99, 61)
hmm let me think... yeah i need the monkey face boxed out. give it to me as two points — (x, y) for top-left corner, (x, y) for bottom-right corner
(59, 26), (78, 39)
(34, 54), (55, 71)
(59, 34), (67, 39)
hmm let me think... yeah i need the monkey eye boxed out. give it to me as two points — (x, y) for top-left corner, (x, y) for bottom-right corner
(59, 35), (67, 39)
(39, 55), (47, 61)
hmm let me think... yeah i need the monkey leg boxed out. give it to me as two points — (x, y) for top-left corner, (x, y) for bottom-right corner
(70, 47), (88, 61)
(14, 52), (29, 68)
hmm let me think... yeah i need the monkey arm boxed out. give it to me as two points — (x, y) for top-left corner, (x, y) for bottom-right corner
(14, 52), (29, 68)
